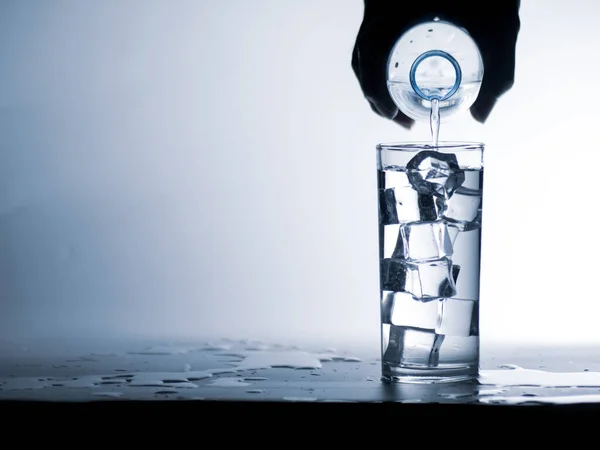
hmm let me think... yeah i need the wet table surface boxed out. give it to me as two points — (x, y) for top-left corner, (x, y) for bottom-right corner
(2, 338), (600, 407)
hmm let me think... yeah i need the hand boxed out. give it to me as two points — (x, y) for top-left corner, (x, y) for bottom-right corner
(351, 0), (521, 128)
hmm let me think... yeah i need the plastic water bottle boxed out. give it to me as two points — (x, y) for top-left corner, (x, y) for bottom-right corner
(387, 19), (484, 125)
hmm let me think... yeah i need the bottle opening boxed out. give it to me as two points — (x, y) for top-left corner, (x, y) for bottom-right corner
(409, 50), (462, 102)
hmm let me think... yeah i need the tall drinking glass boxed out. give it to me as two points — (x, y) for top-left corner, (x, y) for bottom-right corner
(377, 142), (484, 383)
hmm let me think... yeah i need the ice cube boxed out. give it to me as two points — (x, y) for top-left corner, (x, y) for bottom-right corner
(416, 259), (457, 299)
(379, 189), (399, 225)
(380, 257), (457, 300)
(380, 187), (442, 224)
(443, 186), (482, 231)
(417, 192), (444, 221)
(447, 226), (460, 246)
(382, 224), (400, 259)
(395, 186), (443, 222)
(381, 169), (410, 190)
(389, 292), (441, 330)
(452, 264), (461, 283)
(438, 263), (460, 300)
(381, 291), (394, 324)
(392, 220), (453, 262)
(407, 151), (465, 199)
(436, 299), (479, 337)
(380, 258), (408, 292)
(383, 325), (445, 367)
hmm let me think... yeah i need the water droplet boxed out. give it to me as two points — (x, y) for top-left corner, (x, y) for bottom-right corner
(246, 389), (263, 394)
(428, 29), (433, 32)
(433, 17), (440, 22)
(394, 62), (398, 68)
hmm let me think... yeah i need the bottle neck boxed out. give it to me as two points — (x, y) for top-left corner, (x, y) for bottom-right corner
(409, 50), (462, 102)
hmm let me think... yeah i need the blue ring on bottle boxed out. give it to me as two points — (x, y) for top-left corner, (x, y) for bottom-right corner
(409, 50), (462, 102)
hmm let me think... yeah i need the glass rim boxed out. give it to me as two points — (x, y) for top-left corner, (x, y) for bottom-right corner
(377, 141), (484, 152)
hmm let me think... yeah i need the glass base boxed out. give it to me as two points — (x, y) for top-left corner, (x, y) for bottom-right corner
(381, 362), (478, 384)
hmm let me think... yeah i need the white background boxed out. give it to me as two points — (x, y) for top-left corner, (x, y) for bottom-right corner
(1, 1), (598, 351)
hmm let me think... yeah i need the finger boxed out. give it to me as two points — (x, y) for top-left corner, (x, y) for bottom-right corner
(470, 93), (497, 123)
